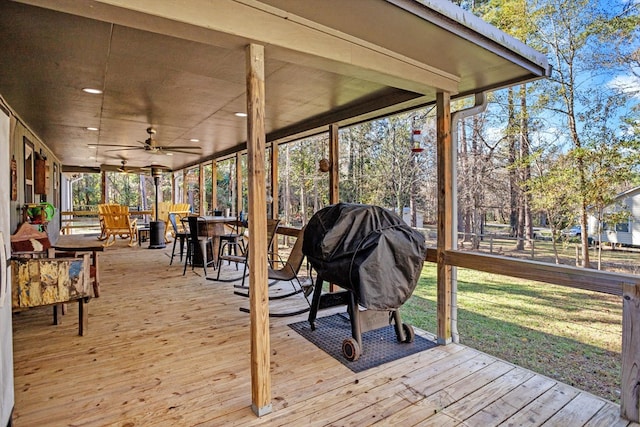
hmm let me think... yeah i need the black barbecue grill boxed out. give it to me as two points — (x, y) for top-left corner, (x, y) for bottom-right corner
(303, 203), (427, 361)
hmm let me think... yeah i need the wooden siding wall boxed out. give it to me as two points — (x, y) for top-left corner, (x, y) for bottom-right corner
(7, 110), (61, 237)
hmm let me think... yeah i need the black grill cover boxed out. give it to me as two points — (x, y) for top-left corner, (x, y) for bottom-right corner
(303, 203), (427, 310)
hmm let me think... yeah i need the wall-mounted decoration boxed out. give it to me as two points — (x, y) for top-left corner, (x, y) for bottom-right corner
(10, 156), (17, 201)
(53, 162), (60, 208)
(53, 162), (58, 190)
(34, 153), (46, 194)
(0, 232), (7, 307)
(24, 137), (34, 203)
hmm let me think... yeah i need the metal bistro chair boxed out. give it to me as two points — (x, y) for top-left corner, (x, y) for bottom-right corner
(217, 218), (246, 269)
(169, 213), (189, 265)
(183, 216), (216, 277)
(210, 218), (279, 286)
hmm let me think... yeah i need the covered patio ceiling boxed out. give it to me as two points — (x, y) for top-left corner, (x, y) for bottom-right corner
(0, 0), (550, 172)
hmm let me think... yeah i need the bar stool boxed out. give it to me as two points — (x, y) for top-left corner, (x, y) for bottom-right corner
(218, 219), (246, 269)
(168, 213), (189, 265)
(183, 216), (216, 276)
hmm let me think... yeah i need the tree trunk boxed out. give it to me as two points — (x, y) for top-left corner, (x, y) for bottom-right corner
(520, 85), (533, 248)
(507, 88), (518, 239)
(300, 181), (306, 225)
(284, 145), (291, 225)
(460, 119), (471, 242)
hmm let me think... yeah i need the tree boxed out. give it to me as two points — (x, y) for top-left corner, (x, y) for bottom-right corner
(480, 0), (543, 250)
(369, 115), (425, 215)
(340, 122), (375, 205)
(528, 152), (579, 263)
(71, 173), (101, 210)
(532, 0), (639, 267)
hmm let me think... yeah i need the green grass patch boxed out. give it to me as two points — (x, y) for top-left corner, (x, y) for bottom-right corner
(400, 263), (622, 403)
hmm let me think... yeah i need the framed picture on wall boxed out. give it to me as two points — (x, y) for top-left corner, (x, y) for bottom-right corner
(0, 232), (6, 307)
(24, 137), (34, 204)
(10, 156), (17, 201)
(53, 162), (60, 208)
(53, 162), (58, 190)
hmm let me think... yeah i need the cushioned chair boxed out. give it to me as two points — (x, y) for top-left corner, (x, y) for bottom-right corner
(183, 216), (216, 277)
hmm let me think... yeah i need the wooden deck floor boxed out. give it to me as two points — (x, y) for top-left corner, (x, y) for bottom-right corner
(11, 237), (636, 426)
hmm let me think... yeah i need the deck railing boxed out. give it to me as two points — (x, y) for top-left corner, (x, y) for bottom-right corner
(425, 247), (640, 421)
(60, 209), (153, 234)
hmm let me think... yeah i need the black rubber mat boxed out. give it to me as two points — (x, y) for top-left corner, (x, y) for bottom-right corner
(288, 312), (438, 373)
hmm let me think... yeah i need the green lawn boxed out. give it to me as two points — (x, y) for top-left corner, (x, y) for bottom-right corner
(400, 263), (623, 403)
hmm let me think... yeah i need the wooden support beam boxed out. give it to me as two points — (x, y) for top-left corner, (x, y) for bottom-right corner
(622, 283), (640, 422)
(183, 170), (188, 204)
(171, 173), (175, 204)
(329, 123), (339, 204)
(270, 143), (279, 255)
(199, 163), (204, 214)
(100, 171), (106, 204)
(270, 143), (279, 219)
(245, 43), (271, 417)
(436, 91), (452, 345)
(211, 161), (218, 212)
(236, 151), (243, 216)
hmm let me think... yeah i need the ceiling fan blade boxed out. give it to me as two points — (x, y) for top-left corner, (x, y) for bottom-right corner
(160, 149), (201, 155)
(90, 144), (140, 148)
(105, 147), (144, 152)
(101, 166), (149, 174)
(162, 145), (202, 150)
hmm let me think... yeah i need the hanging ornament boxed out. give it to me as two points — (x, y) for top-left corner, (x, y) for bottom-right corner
(318, 158), (331, 173)
(411, 129), (424, 153)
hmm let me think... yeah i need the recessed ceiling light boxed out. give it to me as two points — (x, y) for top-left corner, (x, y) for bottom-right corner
(86, 127), (99, 131)
(89, 156), (95, 160)
(87, 144), (97, 148)
(82, 88), (102, 94)
(189, 138), (199, 143)
(235, 112), (247, 117)
(166, 152), (174, 156)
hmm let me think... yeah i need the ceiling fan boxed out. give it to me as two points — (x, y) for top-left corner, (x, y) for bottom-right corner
(96, 127), (202, 155)
(100, 160), (150, 174)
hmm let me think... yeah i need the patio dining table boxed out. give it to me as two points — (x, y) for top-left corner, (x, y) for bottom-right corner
(191, 216), (240, 267)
